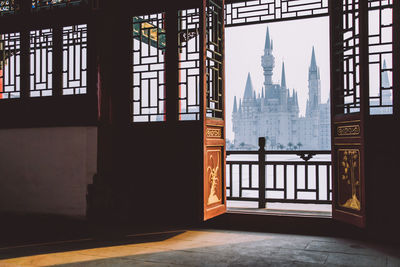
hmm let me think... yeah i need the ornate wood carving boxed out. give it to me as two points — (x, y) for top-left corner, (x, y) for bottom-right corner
(206, 128), (222, 138)
(206, 149), (222, 207)
(337, 149), (361, 211)
(337, 125), (361, 136)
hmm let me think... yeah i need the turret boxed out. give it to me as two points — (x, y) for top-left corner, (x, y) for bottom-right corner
(382, 60), (391, 89)
(233, 96), (238, 113)
(261, 27), (275, 88)
(381, 60), (392, 105)
(281, 62), (287, 89)
(306, 46), (321, 116)
(243, 73), (254, 100)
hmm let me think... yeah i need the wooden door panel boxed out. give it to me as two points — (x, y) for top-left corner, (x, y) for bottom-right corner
(330, 0), (367, 227)
(201, 0), (226, 221)
(204, 121), (226, 220)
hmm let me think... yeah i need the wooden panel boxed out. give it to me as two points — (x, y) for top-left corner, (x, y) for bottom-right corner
(203, 122), (226, 220)
(332, 122), (366, 227)
(330, 0), (367, 228)
(201, 0), (226, 221)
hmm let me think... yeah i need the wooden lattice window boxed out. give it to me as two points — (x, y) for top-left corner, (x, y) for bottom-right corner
(30, 28), (53, 97)
(178, 8), (201, 121)
(62, 24), (88, 95)
(0, 32), (20, 99)
(368, 0), (393, 115)
(132, 13), (166, 122)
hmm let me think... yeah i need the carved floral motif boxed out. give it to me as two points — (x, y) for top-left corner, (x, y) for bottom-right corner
(339, 149), (361, 211)
(207, 153), (221, 205)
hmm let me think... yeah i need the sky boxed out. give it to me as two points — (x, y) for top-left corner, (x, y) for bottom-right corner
(225, 17), (330, 141)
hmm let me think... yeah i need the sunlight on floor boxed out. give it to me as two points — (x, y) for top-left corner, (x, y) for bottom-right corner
(0, 230), (270, 266)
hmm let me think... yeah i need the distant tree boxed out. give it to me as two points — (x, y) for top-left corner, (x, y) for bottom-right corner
(270, 143), (275, 150)
(297, 142), (303, 150)
(287, 142), (293, 150)
(240, 142), (245, 147)
(277, 143), (285, 150)
(293, 145), (298, 150)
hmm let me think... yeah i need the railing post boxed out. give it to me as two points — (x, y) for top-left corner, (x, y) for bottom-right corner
(258, 137), (266, 209)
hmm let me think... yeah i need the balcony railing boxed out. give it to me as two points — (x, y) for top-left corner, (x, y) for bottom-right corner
(227, 137), (332, 208)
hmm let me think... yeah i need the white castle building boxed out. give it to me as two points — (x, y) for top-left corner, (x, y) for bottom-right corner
(232, 28), (330, 150)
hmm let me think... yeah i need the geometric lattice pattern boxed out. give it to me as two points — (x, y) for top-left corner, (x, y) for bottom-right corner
(132, 13), (166, 122)
(178, 8), (200, 121)
(30, 28), (53, 97)
(63, 24), (87, 95)
(335, 0), (361, 114)
(225, 0), (329, 27)
(0, 32), (20, 99)
(206, 0), (224, 119)
(368, 0), (393, 115)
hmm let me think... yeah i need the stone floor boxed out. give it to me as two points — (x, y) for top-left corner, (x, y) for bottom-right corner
(0, 229), (399, 267)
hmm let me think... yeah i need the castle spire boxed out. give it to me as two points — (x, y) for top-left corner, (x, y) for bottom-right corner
(309, 46), (320, 80)
(307, 46), (322, 116)
(382, 60), (390, 88)
(233, 96), (237, 113)
(265, 27), (272, 52)
(281, 62), (286, 89)
(243, 73), (254, 99)
(310, 46), (317, 71)
(262, 27), (275, 88)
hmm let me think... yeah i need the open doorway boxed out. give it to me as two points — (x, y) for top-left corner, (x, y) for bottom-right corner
(224, 17), (332, 216)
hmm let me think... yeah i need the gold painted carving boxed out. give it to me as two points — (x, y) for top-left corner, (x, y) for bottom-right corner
(207, 154), (221, 205)
(207, 128), (222, 138)
(337, 125), (360, 136)
(339, 149), (361, 211)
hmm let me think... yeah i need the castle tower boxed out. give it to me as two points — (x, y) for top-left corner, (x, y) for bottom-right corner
(306, 46), (321, 116)
(381, 60), (392, 106)
(261, 27), (275, 90)
(280, 62), (288, 107)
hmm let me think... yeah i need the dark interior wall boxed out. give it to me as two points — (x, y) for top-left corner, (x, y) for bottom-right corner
(88, 0), (207, 227)
(365, 117), (400, 242)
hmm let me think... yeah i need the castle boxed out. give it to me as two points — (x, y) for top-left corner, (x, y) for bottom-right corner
(232, 27), (331, 150)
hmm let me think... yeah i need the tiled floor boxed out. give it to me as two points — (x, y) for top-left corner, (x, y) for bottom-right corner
(0, 229), (399, 266)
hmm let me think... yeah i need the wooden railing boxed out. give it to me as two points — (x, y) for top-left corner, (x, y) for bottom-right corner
(227, 137), (332, 208)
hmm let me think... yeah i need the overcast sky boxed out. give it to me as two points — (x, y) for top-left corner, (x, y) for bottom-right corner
(225, 17), (330, 141)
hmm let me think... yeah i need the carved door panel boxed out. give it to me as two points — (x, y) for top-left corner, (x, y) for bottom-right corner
(332, 121), (365, 227)
(330, 0), (367, 227)
(204, 121), (226, 220)
(201, 0), (226, 221)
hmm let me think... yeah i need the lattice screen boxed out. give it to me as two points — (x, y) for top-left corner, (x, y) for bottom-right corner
(30, 28), (53, 97)
(132, 13), (166, 122)
(63, 24), (87, 95)
(0, 32), (20, 99)
(178, 8), (201, 121)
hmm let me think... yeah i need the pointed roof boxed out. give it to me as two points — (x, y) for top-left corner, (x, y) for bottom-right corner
(382, 60), (390, 88)
(233, 96), (237, 113)
(261, 87), (264, 98)
(310, 46), (317, 70)
(243, 73), (254, 99)
(265, 27), (272, 51)
(281, 62), (286, 88)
